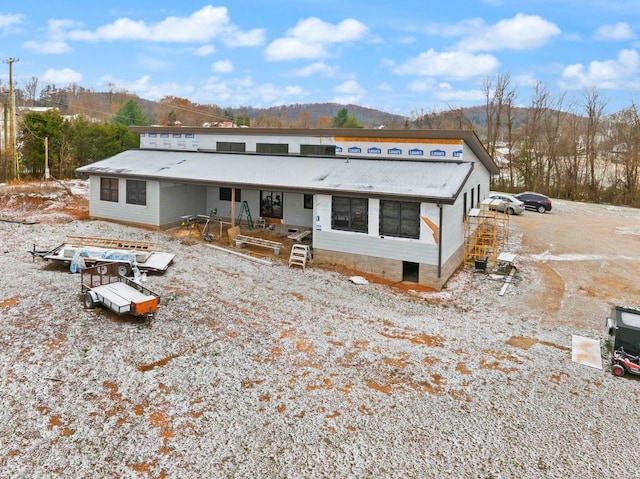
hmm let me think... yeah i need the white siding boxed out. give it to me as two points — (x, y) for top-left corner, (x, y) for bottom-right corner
(282, 193), (314, 228)
(89, 176), (159, 226)
(313, 194), (441, 266)
(159, 182), (206, 226)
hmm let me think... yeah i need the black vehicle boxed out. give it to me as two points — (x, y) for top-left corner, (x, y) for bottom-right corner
(607, 305), (640, 376)
(514, 192), (552, 213)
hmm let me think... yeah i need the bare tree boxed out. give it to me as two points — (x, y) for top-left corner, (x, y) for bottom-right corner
(583, 87), (608, 200)
(483, 73), (517, 189)
(608, 102), (640, 205)
(23, 76), (39, 107)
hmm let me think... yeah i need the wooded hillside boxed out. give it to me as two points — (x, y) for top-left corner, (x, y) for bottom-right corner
(2, 78), (640, 208)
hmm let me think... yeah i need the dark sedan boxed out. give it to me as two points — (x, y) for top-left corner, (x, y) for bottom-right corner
(514, 192), (552, 213)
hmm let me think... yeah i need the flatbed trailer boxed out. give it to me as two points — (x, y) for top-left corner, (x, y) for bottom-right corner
(30, 235), (175, 275)
(81, 263), (160, 317)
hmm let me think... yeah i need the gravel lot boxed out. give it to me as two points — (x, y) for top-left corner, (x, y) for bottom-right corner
(1, 180), (640, 478)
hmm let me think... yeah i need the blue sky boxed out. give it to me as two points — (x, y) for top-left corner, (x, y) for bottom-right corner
(1, 1), (640, 117)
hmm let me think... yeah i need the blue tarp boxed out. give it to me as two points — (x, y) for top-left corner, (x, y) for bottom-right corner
(69, 249), (136, 273)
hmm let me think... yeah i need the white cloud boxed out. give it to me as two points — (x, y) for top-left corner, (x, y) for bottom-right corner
(98, 74), (195, 101)
(594, 22), (635, 41)
(24, 19), (79, 53)
(42, 68), (82, 84)
(460, 14), (560, 51)
(407, 78), (484, 103)
(266, 38), (327, 61)
(65, 5), (263, 46)
(0, 13), (23, 34)
(222, 27), (265, 47)
(435, 87), (485, 102)
(332, 80), (366, 104)
(265, 17), (369, 61)
(377, 82), (393, 92)
(335, 80), (366, 95)
(198, 76), (306, 106)
(212, 60), (233, 73)
(424, 18), (485, 38)
(194, 45), (216, 56)
(393, 49), (499, 78)
(289, 17), (368, 43)
(560, 49), (640, 90)
(428, 14), (560, 52)
(293, 62), (339, 77)
(24, 40), (71, 54)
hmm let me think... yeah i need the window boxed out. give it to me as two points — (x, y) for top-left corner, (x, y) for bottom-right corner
(304, 194), (313, 209)
(257, 143), (289, 154)
(301, 144), (336, 156)
(332, 197), (368, 233)
(216, 141), (246, 152)
(126, 180), (147, 206)
(260, 191), (283, 219)
(379, 201), (420, 238)
(100, 177), (119, 202)
(220, 188), (241, 202)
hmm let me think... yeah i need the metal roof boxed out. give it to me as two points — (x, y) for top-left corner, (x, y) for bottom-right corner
(77, 150), (474, 202)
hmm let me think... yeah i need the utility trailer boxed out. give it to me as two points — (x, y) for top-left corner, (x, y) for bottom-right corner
(81, 263), (160, 317)
(30, 235), (175, 275)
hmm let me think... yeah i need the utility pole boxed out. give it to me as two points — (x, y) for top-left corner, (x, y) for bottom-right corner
(3, 57), (19, 179)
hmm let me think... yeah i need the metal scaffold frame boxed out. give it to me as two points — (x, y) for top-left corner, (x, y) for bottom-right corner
(463, 198), (510, 270)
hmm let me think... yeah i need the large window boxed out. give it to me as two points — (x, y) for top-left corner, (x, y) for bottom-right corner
(216, 141), (246, 152)
(126, 180), (147, 206)
(332, 197), (368, 233)
(257, 143), (288, 154)
(220, 188), (241, 202)
(100, 177), (119, 202)
(260, 191), (283, 219)
(301, 145), (336, 156)
(379, 201), (420, 238)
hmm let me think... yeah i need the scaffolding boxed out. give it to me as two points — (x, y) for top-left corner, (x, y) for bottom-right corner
(463, 198), (510, 270)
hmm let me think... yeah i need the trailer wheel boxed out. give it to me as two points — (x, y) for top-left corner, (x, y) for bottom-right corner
(84, 291), (97, 309)
(612, 364), (625, 377)
(117, 263), (132, 277)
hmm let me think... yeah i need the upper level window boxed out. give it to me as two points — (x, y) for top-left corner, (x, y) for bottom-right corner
(220, 187), (241, 202)
(217, 141), (246, 152)
(100, 177), (119, 202)
(126, 180), (147, 206)
(379, 200), (420, 239)
(332, 197), (368, 233)
(257, 143), (288, 154)
(301, 144), (336, 156)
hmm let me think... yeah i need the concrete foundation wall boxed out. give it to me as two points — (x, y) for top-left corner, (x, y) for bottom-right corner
(314, 244), (464, 291)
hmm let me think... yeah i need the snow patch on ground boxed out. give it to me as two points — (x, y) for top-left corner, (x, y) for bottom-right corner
(0, 181), (638, 478)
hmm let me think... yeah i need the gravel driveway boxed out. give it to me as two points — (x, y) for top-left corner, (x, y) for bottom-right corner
(1, 182), (640, 478)
(509, 200), (640, 329)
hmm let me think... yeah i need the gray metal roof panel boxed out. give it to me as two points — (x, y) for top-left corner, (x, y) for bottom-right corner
(77, 150), (472, 200)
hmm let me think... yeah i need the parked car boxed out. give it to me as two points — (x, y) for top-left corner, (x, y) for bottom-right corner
(488, 193), (525, 215)
(515, 191), (552, 213)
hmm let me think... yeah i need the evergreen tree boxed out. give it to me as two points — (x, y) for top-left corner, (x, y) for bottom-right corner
(112, 99), (150, 126)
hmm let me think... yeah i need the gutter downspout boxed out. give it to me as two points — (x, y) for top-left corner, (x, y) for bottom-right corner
(437, 203), (443, 279)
